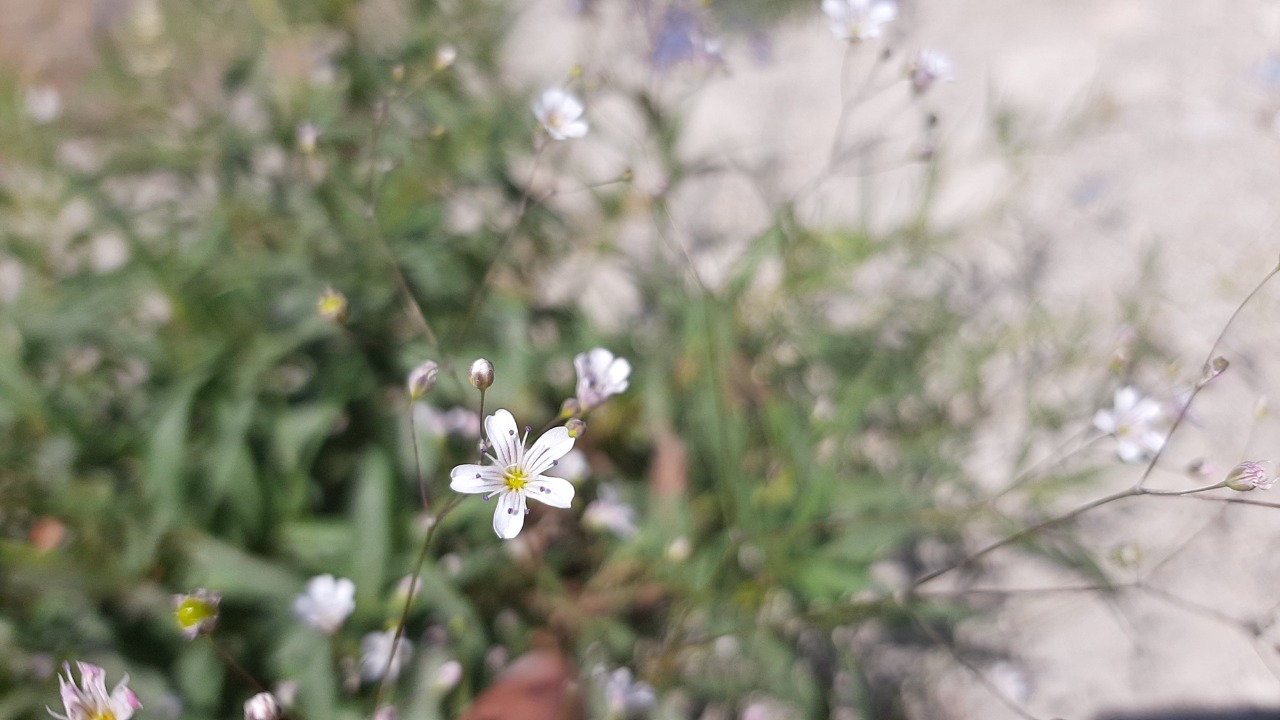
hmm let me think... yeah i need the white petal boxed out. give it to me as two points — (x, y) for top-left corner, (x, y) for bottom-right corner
(560, 119), (589, 139)
(524, 426), (575, 477)
(1092, 409), (1116, 434)
(869, 1), (897, 23)
(587, 347), (614, 375)
(450, 463), (506, 494)
(1140, 430), (1166, 454)
(822, 0), (847, 18)
(526, 475), (575, 509)
(493, 491), (527, 538)
(1114, 387), (1140, 414)
(606, 356), (631, 390)
(1117, 439), (1145, 463)
(485, 409), (523, 467)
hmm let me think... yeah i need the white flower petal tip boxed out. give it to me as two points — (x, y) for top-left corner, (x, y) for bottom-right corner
(821, 0), (898, 42)
(451, 409), (577, 539)
(533, 87), (589, 141)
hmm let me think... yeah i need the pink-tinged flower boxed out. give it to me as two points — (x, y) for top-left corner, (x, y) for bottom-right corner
(906, 49), (953, 94)
(48, 662), (141, 720)
(533, 87), (589, 140)
(449, 409), (576, 539)
(243, 692), (282, 720)
(1226, 460), (1274, 491)
(821, 0), (898, 42)
(584, 484), (638, 538)
(573, 348), (631, 412)
(1092, 386), (1167, 463)
(172, 588), (221, 640)
(292, 574), (356, 634)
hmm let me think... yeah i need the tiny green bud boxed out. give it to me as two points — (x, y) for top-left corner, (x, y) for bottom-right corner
(565, 418), (586, 438)
(407, 360), (439, 400)
(468, 358), (494, 391)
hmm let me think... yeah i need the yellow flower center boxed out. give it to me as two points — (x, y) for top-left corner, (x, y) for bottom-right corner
(175, 597), (216, 630)
(88, 712), (116, 720)
(504, 467), (528, 492)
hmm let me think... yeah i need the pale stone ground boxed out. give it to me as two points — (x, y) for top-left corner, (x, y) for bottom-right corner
(505, 2), (1280, 719)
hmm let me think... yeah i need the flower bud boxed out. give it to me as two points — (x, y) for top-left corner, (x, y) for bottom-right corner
(317, 287), (348, 324)
(565, 418), (586, 438)
(1226, 460), (1273, 491)
(1199, 356), (1229, 386)
(560, 397), (581, 418)
(244, 692), (281, 720)
(468, 358), (494, 391)
(407, 360), (439, 400)
(433, 45), (457, 71)
(173, 589), (221, 640)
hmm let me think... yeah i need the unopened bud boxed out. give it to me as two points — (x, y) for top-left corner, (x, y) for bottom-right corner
(244, 692), (281, 720)
(565, 418), (586, 438)
(560, 397), (581, 418)
(1199, 356), (1229, 385)
(173, 589), (221, 640)
(407, 360), (439, 400)
(1225, 460), (1274, 491)
(468, 358), (494, 391)
(318, 287), (348, 324)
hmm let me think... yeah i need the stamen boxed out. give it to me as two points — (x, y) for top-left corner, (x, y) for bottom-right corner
(507, 508), (516, 515)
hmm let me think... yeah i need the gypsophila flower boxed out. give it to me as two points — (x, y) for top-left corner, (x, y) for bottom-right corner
(821, 0), (898, 42)
(1226, 460), (1274, 491)
(533, 87), (589, 140)
(1092, 386), (1167, 463)
(449, 409), (576, 539)
(243, 692), (282, 720)
(360, 630), (413, 683)
(292, 574), (355, 634)
(172, 588), (221, 639)
(594, 666), (655, 719)
(317, 287), (347, 323)
(48, 662), (141, 720)
(584, 484), (639, 538)
(906, 48), (953, 94)
(574, 348), (631, 412)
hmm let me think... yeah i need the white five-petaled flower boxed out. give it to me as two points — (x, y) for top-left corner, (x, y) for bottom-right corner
(1092, 386), (1167, 463)
(360, 630), (414, 683)
(821, 0), (898, 42)
(48, 661), (141, 720)
(907, 48), (953, 94)
(450, 409), (576, 539)
(533, 87), (589, 140)
(292, 574), (356, 635)
(574, 348), (631, 412)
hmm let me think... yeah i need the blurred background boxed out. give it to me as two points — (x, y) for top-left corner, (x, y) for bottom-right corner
(4, 1), (1280, 719)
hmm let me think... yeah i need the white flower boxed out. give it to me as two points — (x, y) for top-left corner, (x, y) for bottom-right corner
(48, 662), (141, 720)
(574, 348), (631, 411)
(292, 574), (356, 634)
(243, 692), (282, 720)
(25, 85), (62, 124)
(533, 87), (589, 140)
(1092, 387), (1167, 463)
(907, 48), (953, 94)
(595, 666), (655, 719)
(449, 409), (576, 539)
(821, 0), (898, 42)
(584, 485), (639, 538)
(360, 630), (413, 683)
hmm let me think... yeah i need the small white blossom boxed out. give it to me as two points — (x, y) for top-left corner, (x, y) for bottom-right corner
(1226, 460), (1275, 491)
(906, 49), (953, 94)
(243, 692), (281, 720)
(1092, 386), (1167, 463)
(360, 630), (413, 683)
(25, 85), (62, 124)
(533, 87), (589, 140)
(821, 0), (898, 42)
(433, 660), (463, 692)
(594, 666), (655, 719)
(584, 485), (639, 538)
(450, 409), (576, 539)
(574, 348), (631, 411)
(48, 662), (141, 720)
(292, 574), (356, 634)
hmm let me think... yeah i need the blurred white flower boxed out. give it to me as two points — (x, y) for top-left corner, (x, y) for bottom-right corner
(595, 666), (655, 719)
(432, 660), (463, 692)
(1092, 387), (1167, 463)
(434, 44), (458, 70)
(49, 662), (141, 720)
(292, 574), (356, 634)
(906, 48), (953, 94)
(574, 348), (631, 411)
(243, 692), (281, 720)
(533, 87), (589, 140)
(296, 122), (320, 154)
(0, 258), (23, 304)
(584, 484), (639, 538)
(89, 232), (130, 274)
(360, 630), (413, 683)
(24, 85), (62, 124)
(450, 409), (576, 539)
(557, 448), (591, 483)
(821, 0), (898, 42)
